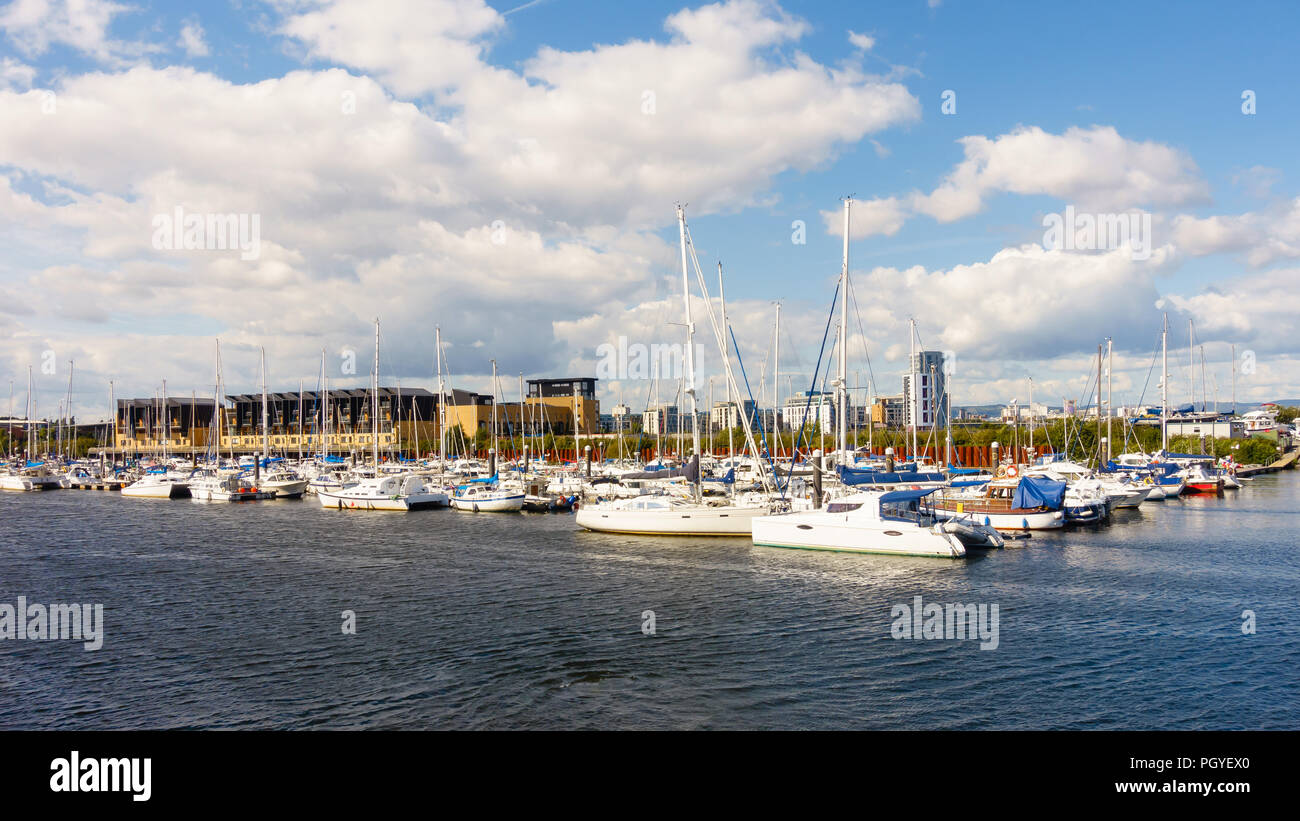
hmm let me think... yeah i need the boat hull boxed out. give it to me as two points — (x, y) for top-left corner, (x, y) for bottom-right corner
(751, 512), (966, 557)
(575, 504), (764, 535)
(450, 494), (525, 512)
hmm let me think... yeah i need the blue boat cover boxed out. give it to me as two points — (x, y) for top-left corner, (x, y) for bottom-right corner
(837, 466), (946, 486)
(878, 487), (939, 503)
(1013, 476), (1066, 509)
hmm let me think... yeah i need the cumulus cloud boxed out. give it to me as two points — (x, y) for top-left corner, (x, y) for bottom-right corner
(0, 0), (152, 64)
(1168, 198), (1300, 267)
(178, 19), (208, 57)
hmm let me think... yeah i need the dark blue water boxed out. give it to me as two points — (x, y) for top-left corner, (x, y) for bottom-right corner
(2, 475), (1297, 729)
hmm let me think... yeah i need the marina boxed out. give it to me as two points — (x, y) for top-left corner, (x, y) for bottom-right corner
(2, 466), (1296, 730)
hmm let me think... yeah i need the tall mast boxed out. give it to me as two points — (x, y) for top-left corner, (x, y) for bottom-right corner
(298, 378), (303, 460)
(773, 301), (780, 458)
(1161, 313), (1169, 453)
(1227, 340), (1237, 413)
(436, 326), (446, 467)
(1106, 336), (1113, 463)
(162, 378), (169, 462)
(491, 359), (499, 460)
(372, 318), (380, 471)
(676, 205), (701, 488)
(838, 197), (851, 466)
(1096, 343), (1103, 466)
(260, 347), (269, 465)
(909, 318), (918, 460)
(718, 261), (734, 480)
(27, 366), (33, 459)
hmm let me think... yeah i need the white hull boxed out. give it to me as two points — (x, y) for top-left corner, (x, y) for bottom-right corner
(121, 478), (189, 499)
(450, 493), (525, 512)
(317, 489), (449, 511)
(751, 511), (966, 557)
(262, 478), (309, 498)
(933, 507), (1064, 531)
(576, 503), (764, 535)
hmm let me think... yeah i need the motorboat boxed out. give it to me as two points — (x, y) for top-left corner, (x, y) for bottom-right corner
(450, 483), (525, 512)
(121, 472), (191, 499)
(317, 473), (450, 511)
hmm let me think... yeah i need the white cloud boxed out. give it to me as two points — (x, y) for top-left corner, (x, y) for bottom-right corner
(178, 19), (208, 58)
(1168, 197), (1300, 267)
(847, 29), (874, 51)
(0, 56), (35, 89)
(910, 126), (1209, 223)
(0, 0), (148, 63)
(280, 0), (504, 97)
(821, 197), (907, 238)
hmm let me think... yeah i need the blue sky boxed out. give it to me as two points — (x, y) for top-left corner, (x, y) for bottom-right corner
(1, 0), (1298, 419)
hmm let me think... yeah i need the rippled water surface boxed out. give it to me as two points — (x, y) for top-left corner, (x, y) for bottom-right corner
(2, 475), (1298, 729)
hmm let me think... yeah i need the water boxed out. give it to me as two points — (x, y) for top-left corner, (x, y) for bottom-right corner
(2, 476), (1297, 729)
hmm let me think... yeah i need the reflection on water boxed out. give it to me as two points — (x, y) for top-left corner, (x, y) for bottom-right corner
(1, 475), (1297, 729)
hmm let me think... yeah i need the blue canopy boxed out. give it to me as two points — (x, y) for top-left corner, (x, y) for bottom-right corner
(837, 466), (946, 486)
(878, 487), (939, 503)
(25, 460), (44, 467)
(319, 455), (347, 464)
(1013, 476), (1067, 509)
(946, 466), (984, 475)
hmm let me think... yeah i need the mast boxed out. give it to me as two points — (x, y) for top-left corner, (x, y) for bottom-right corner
(108, 380), (115, 464)
(436, 327), (445, 467)
(1227, 340), (1237, 413)
(676, 205), (701, 494)
(718, 261), (734, 480)
(1106, 336), (1113, 463)
(372, 319), (380, 472)
(773, 301), (780, 459)
(909, 318), (918, 461)
(298, 378), (303, 460)
(1161, 313), (1169, 453)
(162, 378), (169, 462)
(1096, 343), (1103, 467)
(490, 359), (499, 460)
(26, 366), (33, 459)
(260, 347), (269, 466)
(838, 197), (851, 467)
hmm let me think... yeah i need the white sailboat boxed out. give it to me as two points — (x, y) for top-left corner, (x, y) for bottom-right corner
(749, 198), (1001, 555)
(316, 319), (449, 511)
(752, 489), (989, 557)
(575, 205), (774, 536)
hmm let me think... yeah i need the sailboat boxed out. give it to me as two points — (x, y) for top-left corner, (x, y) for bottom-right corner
(316, 319), (449, 511)
(574, 205), (774, 536)
(1, 367), (63, 491)
(751, 198), (1003, 554)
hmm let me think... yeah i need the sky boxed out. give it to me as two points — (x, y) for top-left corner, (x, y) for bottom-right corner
(1, 0), (1298, 422)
